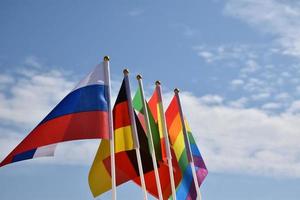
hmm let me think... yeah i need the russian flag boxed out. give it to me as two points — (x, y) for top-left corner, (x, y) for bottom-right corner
(0, 62), (110, 167)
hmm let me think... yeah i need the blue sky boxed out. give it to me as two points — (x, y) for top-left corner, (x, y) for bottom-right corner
(1, 0), (300, 199)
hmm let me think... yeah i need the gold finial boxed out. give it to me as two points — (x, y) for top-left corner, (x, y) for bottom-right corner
(103, 56), (110, 61)
(123, 68), (129, 75)
(174, 88), (180, 93)
(136, 74), (142, 80)
(155, 80), (161, 85)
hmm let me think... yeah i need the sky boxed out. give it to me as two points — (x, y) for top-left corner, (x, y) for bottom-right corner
(0, 0), (300, 199)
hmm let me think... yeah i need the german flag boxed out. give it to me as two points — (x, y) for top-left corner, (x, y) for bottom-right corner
(88, 78), (153, 197)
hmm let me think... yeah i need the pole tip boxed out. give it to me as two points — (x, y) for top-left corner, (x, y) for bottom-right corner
(174, 88), (180, 93)
(103, 56), (110, 61)
(136, 74), (142, 80)
(155, 80), (161, 85)
(123, 68), (129, 75)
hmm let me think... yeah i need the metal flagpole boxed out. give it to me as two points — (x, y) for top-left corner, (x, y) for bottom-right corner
(174, 88), (201, 200)
(103, 56), (117, 200)
(123, 69), (148, 200)
(136, 75), (163, 200)
(155, 81), (177, 200)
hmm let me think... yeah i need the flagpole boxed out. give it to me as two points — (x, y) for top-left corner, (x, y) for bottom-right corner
(123, 69), (148, 200)
(103, 56), (117, 200)
(136, 75), (164, 200)
(155, 81), (177, 200)
(174, 88), (201, 200)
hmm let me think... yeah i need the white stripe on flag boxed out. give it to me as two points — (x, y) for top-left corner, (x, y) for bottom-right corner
(73, 63), (108, 91)
(33, 144), (57, 158)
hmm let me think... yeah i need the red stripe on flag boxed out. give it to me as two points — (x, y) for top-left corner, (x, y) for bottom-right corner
(148, 89), (159, 122)
(165, 96), (179, 130)
(103, 151), (138, 185)
(0, 111), (109, 167)
(113, 101), (131, 130)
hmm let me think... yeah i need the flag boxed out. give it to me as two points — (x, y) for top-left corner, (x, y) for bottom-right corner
(165, 95), (208, 200)
(148, 87), (168, 161)
(132, 87), (182, 199)
(0, 63), (110, 167)
(132, 87), (162, 161)
(88, 78), (153, 197)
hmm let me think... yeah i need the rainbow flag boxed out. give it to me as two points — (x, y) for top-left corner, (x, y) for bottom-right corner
(165, 95), (208, 200)
(0, 62), (110, 167)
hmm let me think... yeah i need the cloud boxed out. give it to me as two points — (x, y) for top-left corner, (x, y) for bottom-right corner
(197, 51), (214, 63)
(251, 92), (271, 101)
(261, 102), (282, 110)
(194, 44), (254, 63)
(198, 94), (223, 105)
(0, 68), (74, 126)
(287, 100), (300, 114)
(228, 97), (248, 108)
(224, 0), (300, 57)
(24, 56), (42, 68)
(179, 92), (300, 177)
(230, 79), (244, 88)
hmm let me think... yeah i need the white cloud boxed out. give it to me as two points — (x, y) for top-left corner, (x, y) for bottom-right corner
(197, 51), (214, 63)
(180, 92), (300, 177)
(230, 79), (244, 87)
(194, 44), (254, 63)
(241, 59), (259, 74)
(287, 100), (300, 114)
(261, 102), (281, 110)
(198, 94), (223, 105)
(0, 69), (74, 126)
(251, 92), (271, 101)
(224, 0), (300, 57)
(24, 56), (42, 68)
(228, 97), (248, 108)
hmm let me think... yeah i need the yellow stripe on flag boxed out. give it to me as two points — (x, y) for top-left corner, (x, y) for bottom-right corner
(173, 130), (185, 160)
(114, 125), (134, 153)
(88, 139), (111, 197)
(89, 126), (134, 197)
(157, 103), (165, 140)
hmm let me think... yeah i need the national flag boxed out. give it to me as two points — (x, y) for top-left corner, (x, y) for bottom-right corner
(88, 78), (153, 197)
(148, 87), (168, 161)
(0, 62), (110, 167)
(132, 87), (162, 161)
(165, 95), (208, 200)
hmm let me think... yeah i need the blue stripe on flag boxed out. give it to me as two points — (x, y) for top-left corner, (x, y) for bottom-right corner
(12, 149), (37, 163)
(40, 84), (108, 124)
(176, 164), (194, 199)
(190, 143), (202, 157)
